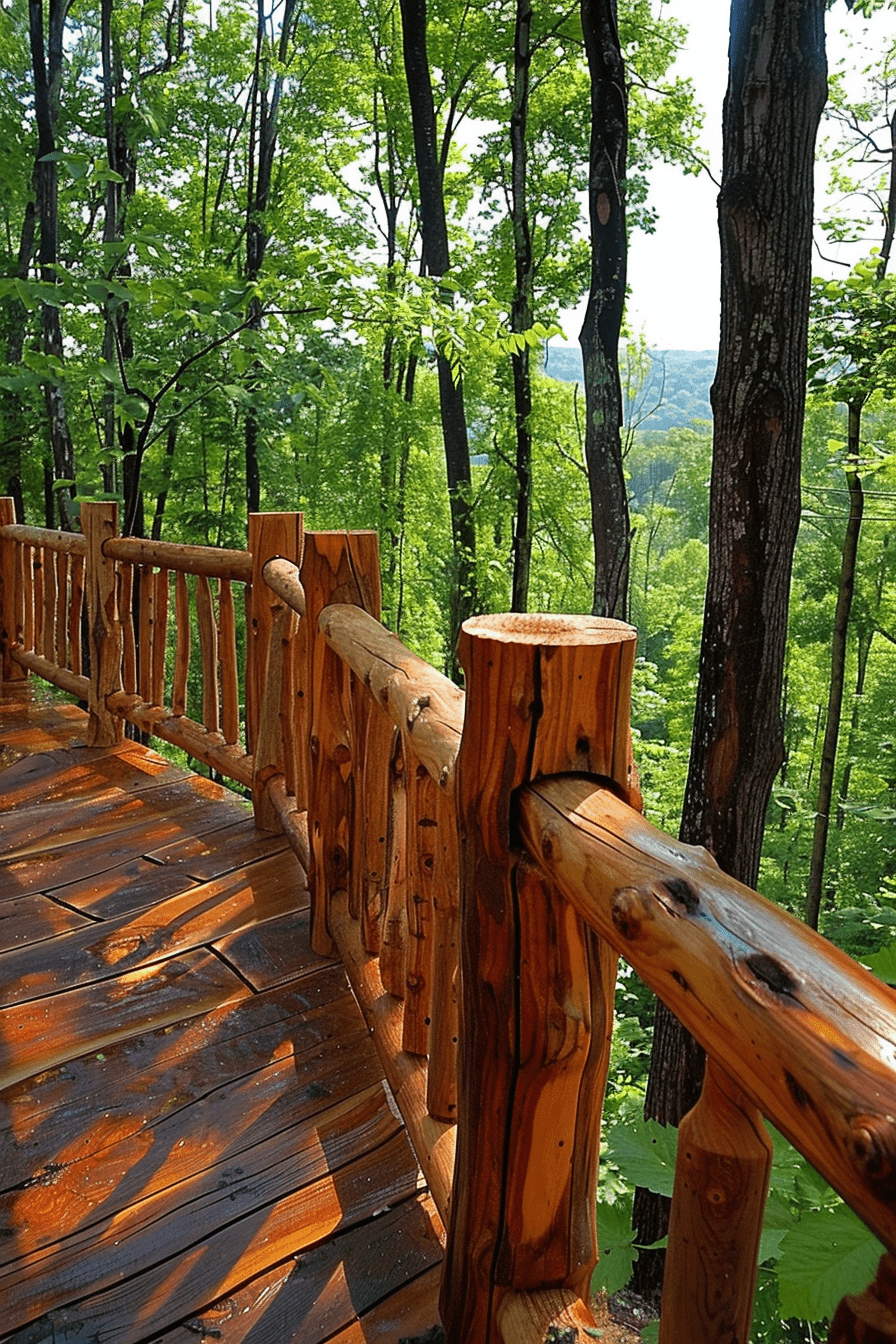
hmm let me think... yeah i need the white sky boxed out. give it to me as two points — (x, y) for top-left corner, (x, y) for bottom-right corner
(564, 0), (896, 352)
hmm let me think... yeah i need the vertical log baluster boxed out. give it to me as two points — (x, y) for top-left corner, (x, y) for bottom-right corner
(660, 1058), (773, 1344)
(0, 498), (26, 681)
(219, 578), (240, 746)
(22, 544), (34, 654)
(69, 552), (83, 676)
(195, 574), (219, 734)
(138, 566), (154, 703)
(302, 530), (381, 958)
(32, 547), (44, 658)
(81, 501), (123, 747)
(358, 695), (392, 955)
(380, 727), (408, 998)
(56, 550), (68, 669)
(426, 781), (459, 1122)
(403, 756), (437, 1056)
(442, 613), (639, 1344)
(119, 564), (137, 696)
(42, 546), (57, 664)
(151, 568), (169, 707)
(172, 570), (190, 715)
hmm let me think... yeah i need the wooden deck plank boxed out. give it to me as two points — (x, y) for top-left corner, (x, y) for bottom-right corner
(0, 948), (251, 1089)
(156, 1198), (445, 1344)
(0, 687), (446, 1342)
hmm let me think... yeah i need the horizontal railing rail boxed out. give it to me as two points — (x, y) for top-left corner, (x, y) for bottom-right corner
(4, 505), (896, 1342)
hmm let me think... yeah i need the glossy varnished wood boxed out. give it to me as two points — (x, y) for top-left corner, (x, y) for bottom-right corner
(0, 688), (444, 1344)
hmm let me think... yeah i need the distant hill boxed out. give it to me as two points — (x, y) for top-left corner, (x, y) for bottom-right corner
(543, 344), (717, 433)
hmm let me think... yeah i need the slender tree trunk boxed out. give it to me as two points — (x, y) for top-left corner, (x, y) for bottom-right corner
(836, 627), (873, 828)
(632, 0), (827, 1299)
(2, 201), (36, 519)
(399, 0), (477, 646)
(29, 0), (76, 529)
(579, 0), (629, 620)
(509, 0), (533, 613)
(806, 421), (864, 928)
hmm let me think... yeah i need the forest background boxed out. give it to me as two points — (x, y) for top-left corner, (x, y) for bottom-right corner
(3, 0), (896, 1338)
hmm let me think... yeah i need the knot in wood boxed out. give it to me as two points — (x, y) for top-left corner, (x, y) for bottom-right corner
(407, 694), (430, 728)
(612, 887), (644, 941)
(332, 742), (351, 765)
(658, 877), (700, 913)
(848, 1115), (896, 1195)
(743, 953), (799, 1000)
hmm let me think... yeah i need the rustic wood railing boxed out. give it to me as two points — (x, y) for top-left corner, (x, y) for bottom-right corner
(1, 502), (895, 1343)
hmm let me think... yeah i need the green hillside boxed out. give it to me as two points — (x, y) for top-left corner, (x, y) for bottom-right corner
(544, 344), (716, 432)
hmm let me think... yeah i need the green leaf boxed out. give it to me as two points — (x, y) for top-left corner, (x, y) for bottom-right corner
(604, 1117), (678, 1197)
(593, 1198), (637, 1296)
(777, 1201), (883, 1321)
(864, 941), (896, 981)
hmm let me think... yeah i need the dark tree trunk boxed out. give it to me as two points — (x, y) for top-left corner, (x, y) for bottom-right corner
(509, 0), (533, 613)
(29, 0), (76, 530)
(579, 0), (629, 620)
(399, 0), (477, 645)
(2, 201), (36, 519)
(632, 0), (827, 1298)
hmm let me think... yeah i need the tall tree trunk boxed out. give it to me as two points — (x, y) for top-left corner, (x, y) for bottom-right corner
(399, 0), (477, 646)
(632, 0), (827, 1299)
(29, 0), (76, 530)
(509, 0), (533, 613)
(806, 418), (864, 928)
(579, 0), (629, 620)
(2, 201), (36, 519)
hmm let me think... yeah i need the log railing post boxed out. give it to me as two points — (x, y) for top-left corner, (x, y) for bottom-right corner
(247, 512), (304, 831)
(0, 497), (26, 683)
(441, 613), (640, 1344)
(81, 500), (124, 746)
(659, 1057), (773, 1343)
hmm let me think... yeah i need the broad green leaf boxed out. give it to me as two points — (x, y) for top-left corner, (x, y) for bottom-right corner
(593, 1197), (637, 1295)
(604, 1117), (678, 1197)
(864, 941), (896, 981)
(777, 1202), (883, 1321)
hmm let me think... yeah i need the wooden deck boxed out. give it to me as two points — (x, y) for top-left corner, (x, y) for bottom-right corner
(0, 688), (444, 1344)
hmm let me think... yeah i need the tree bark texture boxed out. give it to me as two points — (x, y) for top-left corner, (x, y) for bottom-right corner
(398, 0), (477, 644)
(579, 0), (629, 621)
(635, 0), (827, 1298)
(509, 0), (533, 613)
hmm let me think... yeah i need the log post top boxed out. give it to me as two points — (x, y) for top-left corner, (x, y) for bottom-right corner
(460, 612), (636, 646)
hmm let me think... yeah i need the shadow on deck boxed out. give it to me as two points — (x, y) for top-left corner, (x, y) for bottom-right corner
(0, 687), (444, 1344)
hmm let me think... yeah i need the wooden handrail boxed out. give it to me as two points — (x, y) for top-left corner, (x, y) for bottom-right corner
(103, 533), (253, 582)
(0, 522), (87, 555)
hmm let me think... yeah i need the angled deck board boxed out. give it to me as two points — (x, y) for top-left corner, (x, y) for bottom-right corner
(0, 688), (444, 1344)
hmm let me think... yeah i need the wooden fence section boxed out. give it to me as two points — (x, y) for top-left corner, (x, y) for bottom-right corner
(3, 501), (896, 1343)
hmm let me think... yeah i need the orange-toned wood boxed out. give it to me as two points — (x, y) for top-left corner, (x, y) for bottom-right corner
(267, 776), (311, 870)
(32, 544), (44, 654)
(105, 691), (254, 787)
(219, 577), (240, 745)
(69, 551), (83, 675)
(1, 521), (86, 554)
(357, 695), (392, 956)
(443, 613), (638, 1343)
(246, 513), (304, 757)
(22, 544), (35, 652)
(104, 533), (253, 581)
(195, 573), (219, 733)
(138, 564), (154, 702)
(518, 775), (896, 1259)
(172, 569), (189, 714)
(403, 757), (436, 1055)
(829, 1253), (896, 1342)
(41, 542), (56, 662)
(380, 727), (408, 998)
(660, 1059), (772, 1343)
(303, 531), (381, 958)
(151, 567), (169, 707)
(119, 562), (137, 695)
(427, 781), (459, 1122)
(81, 501), (124, 746)
(0, 498), (27, 681)
(56, 549), (69, 669)
(9, 648), (89, 700)
(320, 601), (463, 792)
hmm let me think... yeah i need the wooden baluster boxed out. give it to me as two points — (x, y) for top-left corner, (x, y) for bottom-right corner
(426, 782), (459, 1122)
(195, 574), (219, 733)
(358, 696), (392, 955)
(0, 498), (26, 681)
(302, 530), (381, 957)
(81, 500), (123, 747)
(380, 728), (408, 998)
(41, 546), (56, 664)
(403, 755), (437, 1056)
(151, 568), (169, 707)
(138, 566), (154, 703)
(829, 1253), (896, 1342)
(22, 544), (34, 654)
(659, 1058), (772, 1344)
(119, 563), (137, 696)
(218, 578), (240, 746)
(172, 570), (190, 715)
(32, 547), (44, 658)
(69, 552), (83, 676)
(56, 550), (69, 671)
(442, 613), (640, 1344)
